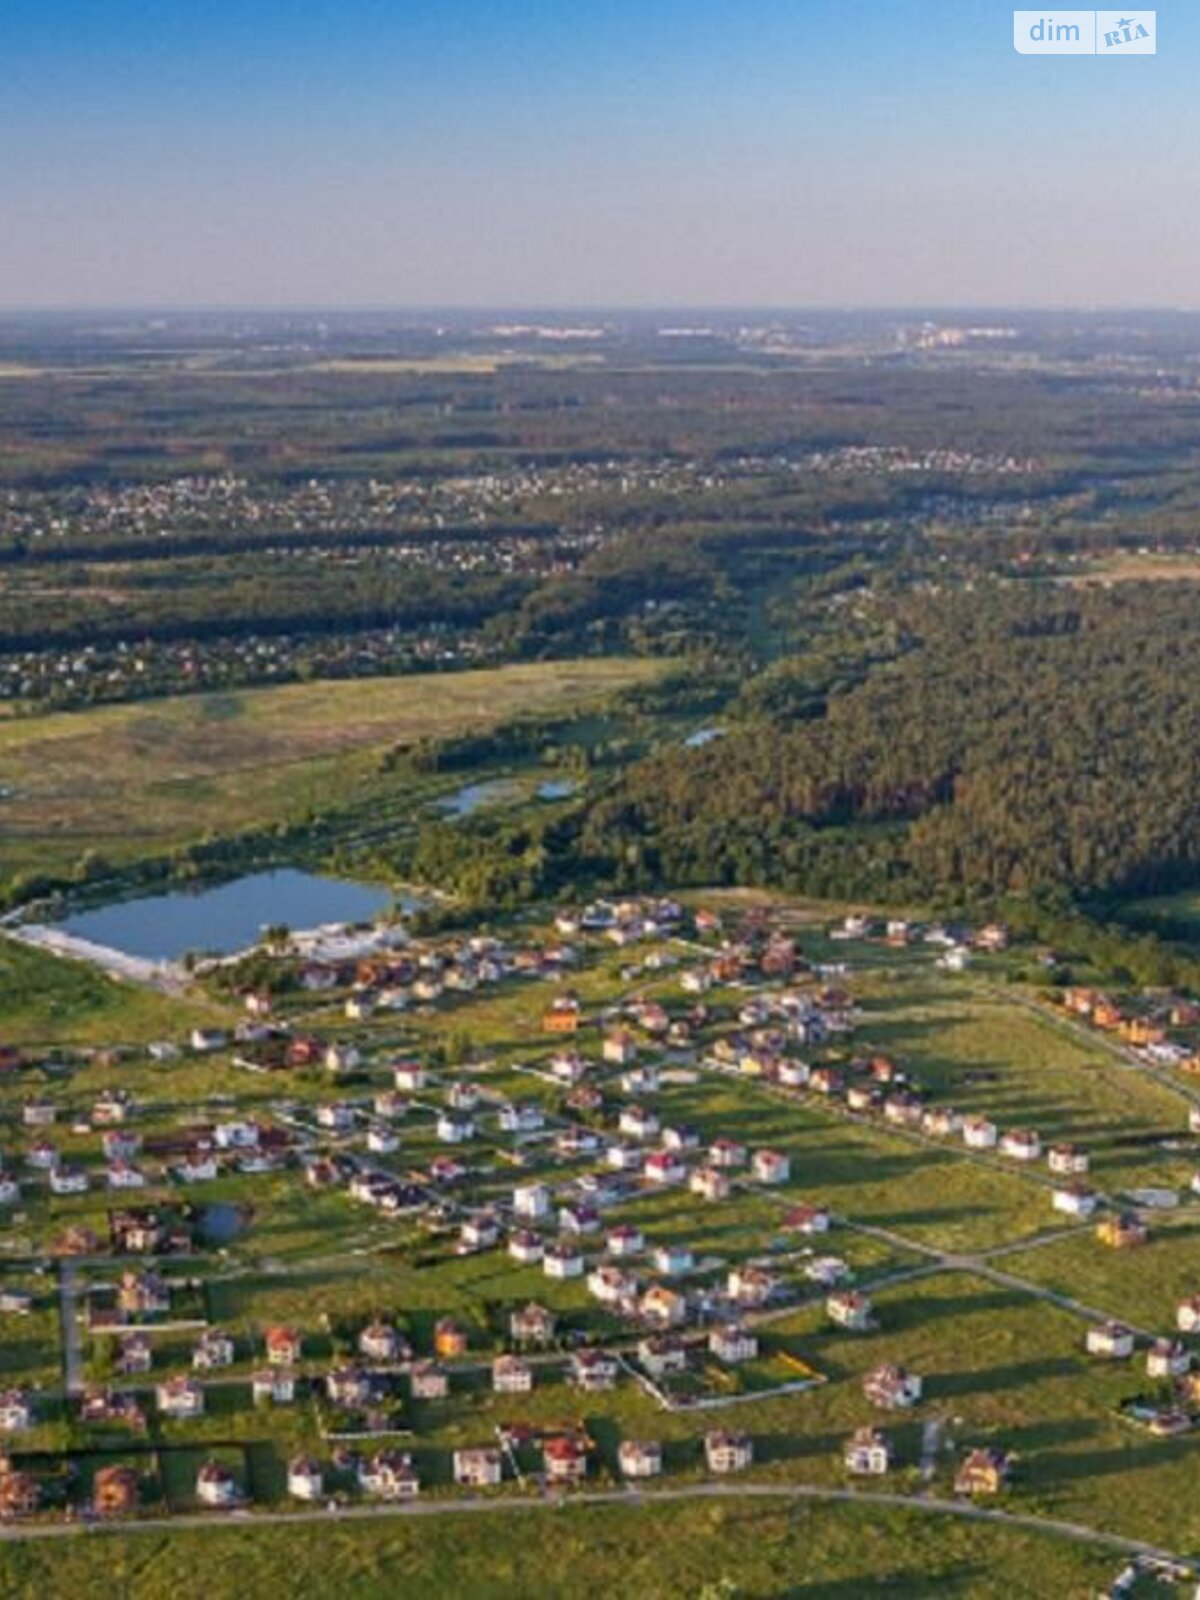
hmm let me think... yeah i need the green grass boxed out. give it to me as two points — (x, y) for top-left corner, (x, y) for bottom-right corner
(0, 933), (231, 1046)
(0, 657), (662, 877)
(1001, 1214), (1200, 1332)
(0, 1496), (1125, 1599)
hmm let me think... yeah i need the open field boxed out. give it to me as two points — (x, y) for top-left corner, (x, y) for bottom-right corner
(0, 1495), (1123, 1600)
(0, 934), (231, 1047)
(308, 354), (606, 374)
(854, 969), (1192, 1191)
(1062, 555), (1200, 586)
(0, 658), (661, 878)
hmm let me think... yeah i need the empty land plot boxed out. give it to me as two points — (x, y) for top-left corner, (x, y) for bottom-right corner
(856, 972), (1188, 1188)
(0, 1497), (1121, 1600)
(0, 657), (662, 875)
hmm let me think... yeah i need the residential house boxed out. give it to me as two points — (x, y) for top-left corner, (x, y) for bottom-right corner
(690, 1165), (731, 1202)
(157, 1376), (204, 1419)
(999, 1129), (1042, 1163)
(653, 1243), (694, 1277)
(752, 1149), (790, 1184)
(619, 1105), (659, 1141)
(962, 1117), (998, 1151)
(513, 1182), (551, 1221)
(360, 1450), (420, 1500)
(1052, 1184), (1098, 1218)
(118, 1333), (153, 1375)
(491, 1355), (534, 1394)
(542, 1435), (588, 1483)
(316, 1102), (355, 1135)
(1048, 1143), (1089, 1176)
(287, 1456), (325, 1501)
(571, 1349), (619, 1392)
(460, 1213), (500, 1251)
(954, 1448), (1012, 1496)
(558, 1202), (601, 1236)
(543, 1241), (584, 1279)
(618, 1439), (663, 1478)
(118, 1270), (170, 1319)
(453, 1447), (503, 1488)
(508, 1230), (544, 1265)
(0, 1392), (32, 1433)
(252, 1367), (296, 1404)
(643, 1150), (686, 1186)
(827, 1290), (873, 1331)
(1097, 1213), (1148, 1249)
(845, 1426), (892, 1476)
(641, 1285), (688, 1327)
(1147, 1339), (1191, 1379)
(93, 1464), (139, 1516)
(50, 1165), (89, 1196)
(709, 1324), (758, 1364)
(0, 1456), (39, 1518)
(437, 1112), (475, 1144)
(705, 1430), (753, 1473)
(727, 1265), (776, 1309)
(434, 1318), (468, 1359)
(1085, 1322), (1135, 1360)
(392, 1061), (426, 1092)
(499, 1103), (544, 1135)
(193, 1329), (235, 1370)
(409, 1361), (450, 1400)
(326, 1366), (377, 1408)
(510, 1303), (556, 1346)
(359, 1320), (404, 1364)
(588, 1264), (638, 1309)
(606, 1224), (645, 1258)
(783, 1203), (830, 1236)
(863, 1364), (923, 1408)
(265, 1326), (303, 1366)
(638, 1335), (688, 1379)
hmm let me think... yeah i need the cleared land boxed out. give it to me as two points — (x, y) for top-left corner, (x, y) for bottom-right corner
(0, 1496), (1121, 1600)
(0, 657), (661, 877)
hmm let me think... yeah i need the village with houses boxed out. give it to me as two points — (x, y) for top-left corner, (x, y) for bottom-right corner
(1, 889), (1200, 1595)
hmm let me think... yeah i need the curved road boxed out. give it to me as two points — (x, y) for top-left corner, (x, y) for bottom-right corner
(0, 1480), (1191, 1572)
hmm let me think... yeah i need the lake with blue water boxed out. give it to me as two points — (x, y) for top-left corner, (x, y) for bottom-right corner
(57, 869), (393, 962)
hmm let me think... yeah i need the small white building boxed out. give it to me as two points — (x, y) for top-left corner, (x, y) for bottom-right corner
(845, 1427), (892, 1476)
(1085, 1322), (1134, 1360)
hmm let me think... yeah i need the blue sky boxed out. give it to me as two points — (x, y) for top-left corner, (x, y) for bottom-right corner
(1, 1), (1196, 307)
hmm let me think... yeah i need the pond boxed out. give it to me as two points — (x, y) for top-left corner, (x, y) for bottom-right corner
(537, 779), (578, 800)
(434, 778), (524, 817)
(199, 1203), (246, 1244)
(56, 869), (394, 962)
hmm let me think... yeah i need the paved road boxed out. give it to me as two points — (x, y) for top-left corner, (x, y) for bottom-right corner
(0, 1480), (1191, 1570)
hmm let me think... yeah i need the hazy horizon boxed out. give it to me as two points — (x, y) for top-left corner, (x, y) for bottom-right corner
(3, 0), (1197, 309)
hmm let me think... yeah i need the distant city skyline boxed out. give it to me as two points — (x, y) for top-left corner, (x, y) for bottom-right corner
(2, 0), (1196, 309)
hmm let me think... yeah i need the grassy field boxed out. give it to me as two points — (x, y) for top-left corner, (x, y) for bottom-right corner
(0, 934), (231, 1047)
(0, 658), (661, 878)
(854, 968), (1191, 1190)
(0, 1496), (1124, 1599)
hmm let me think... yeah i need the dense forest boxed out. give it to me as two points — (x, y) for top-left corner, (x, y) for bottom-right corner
(571, 585), (1200, 903)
